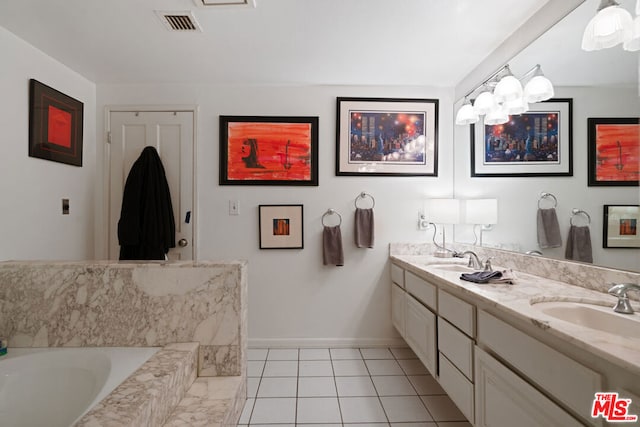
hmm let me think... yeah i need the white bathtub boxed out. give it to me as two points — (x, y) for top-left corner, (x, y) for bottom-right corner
(0, 347), (160, 427)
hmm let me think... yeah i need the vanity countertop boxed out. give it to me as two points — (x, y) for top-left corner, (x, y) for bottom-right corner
(390, 254), (640, 376)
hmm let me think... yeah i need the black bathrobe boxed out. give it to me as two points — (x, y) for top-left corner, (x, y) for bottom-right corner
(118, 146), (176, 260)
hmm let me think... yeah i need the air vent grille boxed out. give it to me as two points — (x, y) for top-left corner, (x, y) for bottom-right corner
(155, 11), (202, 32)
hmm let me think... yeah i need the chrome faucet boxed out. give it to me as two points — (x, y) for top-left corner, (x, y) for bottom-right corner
(608, 283), (640, 314)
(456, 251), (483, 270)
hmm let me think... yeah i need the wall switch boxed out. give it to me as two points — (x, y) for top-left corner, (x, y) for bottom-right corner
(62, 198), (70, 215)
(229, 200), (239, 216)
(418, 211), (430, 230)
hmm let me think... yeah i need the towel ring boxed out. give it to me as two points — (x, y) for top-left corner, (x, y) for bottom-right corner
(538, 192), (557, 209)
(355, 192), (375, 209)
(322, 209), (342, 226)
(570, 208), (591, 226)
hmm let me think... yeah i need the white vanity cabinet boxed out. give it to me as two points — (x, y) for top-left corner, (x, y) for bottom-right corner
(389, 261), (609, 427)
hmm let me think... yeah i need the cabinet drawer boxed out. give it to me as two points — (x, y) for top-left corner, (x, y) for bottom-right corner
(405, 271), (437, 310)
(477, 310), (602, 426)
(438, 317), (473, 380)
(405, 294), (437, 377)
(391, 264), (404, 287)
(438, 290), (475, 337)
(438, 352), (474, 423)
(475, 346), (583, 427)
(391, 283), (406, 336)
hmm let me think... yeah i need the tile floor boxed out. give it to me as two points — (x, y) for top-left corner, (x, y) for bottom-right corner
(238, 347), (472, 427)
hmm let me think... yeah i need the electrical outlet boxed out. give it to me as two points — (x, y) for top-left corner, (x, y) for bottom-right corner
(229, 200), (239, 216)
(418, 211), (430, 230)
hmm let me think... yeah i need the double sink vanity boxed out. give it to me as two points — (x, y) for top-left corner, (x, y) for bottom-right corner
(389, 243), (640, 427)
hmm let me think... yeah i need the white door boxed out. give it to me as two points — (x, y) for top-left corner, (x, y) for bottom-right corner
(108, 110), (194, 260)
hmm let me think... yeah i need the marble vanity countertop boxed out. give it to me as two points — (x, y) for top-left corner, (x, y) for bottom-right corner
(390, 254), (640, 376)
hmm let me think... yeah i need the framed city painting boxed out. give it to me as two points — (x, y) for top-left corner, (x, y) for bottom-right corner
(588, 117), (639, 187)
(470, 98), (573, 177)
(336, 97), (439, 176)
(220, 116), (319, 186)
(259, 204), (304, 249)
(28, 79), (84, 167)
(603, 205), (640, 248)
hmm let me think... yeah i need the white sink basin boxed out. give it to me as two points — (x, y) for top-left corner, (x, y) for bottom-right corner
(531, 301), (640, 339)
(428, 264), (475, 273)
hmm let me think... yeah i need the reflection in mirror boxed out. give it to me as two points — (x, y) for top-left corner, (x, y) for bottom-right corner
(453, 0), (640, 272)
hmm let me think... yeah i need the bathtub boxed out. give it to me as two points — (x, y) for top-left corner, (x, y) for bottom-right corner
(0, 346), (159, 427)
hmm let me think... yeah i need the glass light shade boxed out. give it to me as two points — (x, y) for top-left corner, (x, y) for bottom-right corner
(623, 16), (640, 51)
(474, 88), (496, 115)
(494, 75), (523, 103)
(485, 105), (509, 125)
(523, 65), (554, 103)
(504, 96), (529, 115)
(464, 199), (498, 225)
(582, 4), (633, 51)
(455, 100), (479, 125)
(425, 199), (460, 224)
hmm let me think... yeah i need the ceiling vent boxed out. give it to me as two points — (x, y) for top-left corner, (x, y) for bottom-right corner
(192, 0), (256, 8)
(155, 11), (202, 32)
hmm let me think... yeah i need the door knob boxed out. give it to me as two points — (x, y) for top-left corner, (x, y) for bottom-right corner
(178, 238), (189, 247)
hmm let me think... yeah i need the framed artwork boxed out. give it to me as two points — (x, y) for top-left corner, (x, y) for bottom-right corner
(470, 98), (573, 177)
(335, 97), (439, 176)
(603, 205), (640, 248)
(588, 117), (639, 187)
(28, 79), (84, 167)
(220, 116), (319, 186)
(259, 204), (304, 249)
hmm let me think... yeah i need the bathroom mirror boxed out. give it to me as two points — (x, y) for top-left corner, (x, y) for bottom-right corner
(453, 0), (640, 272)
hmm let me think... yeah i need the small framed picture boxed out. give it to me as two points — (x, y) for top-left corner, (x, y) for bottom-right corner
(29, 79), (84, 167)
(259, 204), (304, 249)
(603, 205), (640, 248)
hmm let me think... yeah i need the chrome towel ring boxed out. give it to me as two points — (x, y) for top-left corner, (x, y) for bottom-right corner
(538, 192), (557, 209)
(570, 209), (591, 226)
(355, 192), (375, 209)
(322, 209), (342, 227)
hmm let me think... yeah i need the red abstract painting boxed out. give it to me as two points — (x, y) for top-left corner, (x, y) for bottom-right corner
(220, 116), (319, 186)
(589, 118), (639, 186)
(47, 105), (72, 148)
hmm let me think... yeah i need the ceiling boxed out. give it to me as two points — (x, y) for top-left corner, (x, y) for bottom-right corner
(0, 0), (553, 87)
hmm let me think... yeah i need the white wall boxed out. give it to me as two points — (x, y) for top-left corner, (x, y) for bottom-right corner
(0, 26), (96, 261)
(454, 86), (640, 272)
(97, 84), (454, 345)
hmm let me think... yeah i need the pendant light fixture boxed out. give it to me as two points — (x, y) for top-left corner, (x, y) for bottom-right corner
(455, 98), (479, 125)
(503, 96), (529, 115)
(473, 85), (496, 115)
(493, 66), (523, 104)
(582, 0), (634, 51)
(485, 105), (509, 126)
(623, 0), (640, 51)
(523, 65), (555, 103)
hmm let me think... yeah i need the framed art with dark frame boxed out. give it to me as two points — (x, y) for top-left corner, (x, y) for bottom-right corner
(470, 98), (573, 177)
(220, 116), (319, 186)
(259, 204), (304, 249)
(29, 79), (84, 167)
(603, 204), (640, 248)
(335, 97), (439, 176)
(588, 117), (639, 187)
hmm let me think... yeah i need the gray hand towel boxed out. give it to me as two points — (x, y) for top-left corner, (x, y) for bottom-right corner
(537, 208), (562, 248)
(565, 225), (593, 263)
(355, 208), (375, 248)
(323, 225), (344, 266)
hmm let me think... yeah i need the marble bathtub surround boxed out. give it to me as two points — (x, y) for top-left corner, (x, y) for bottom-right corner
(76, 342), (199, 427)
(0, 260), (247, 376)
(390, 243), (640, 299)
(390, 249), (640, 376)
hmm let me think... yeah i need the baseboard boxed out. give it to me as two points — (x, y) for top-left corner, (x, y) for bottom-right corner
(248, 337), (407, 349)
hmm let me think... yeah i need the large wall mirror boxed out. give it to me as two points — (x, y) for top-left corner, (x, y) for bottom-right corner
(453, 0), (640, 272)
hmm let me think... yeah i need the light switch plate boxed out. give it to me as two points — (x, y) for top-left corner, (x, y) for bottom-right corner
(229, 200), (239, 215)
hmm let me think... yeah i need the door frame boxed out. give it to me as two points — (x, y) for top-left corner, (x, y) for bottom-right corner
(102, 105), (199, 260)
